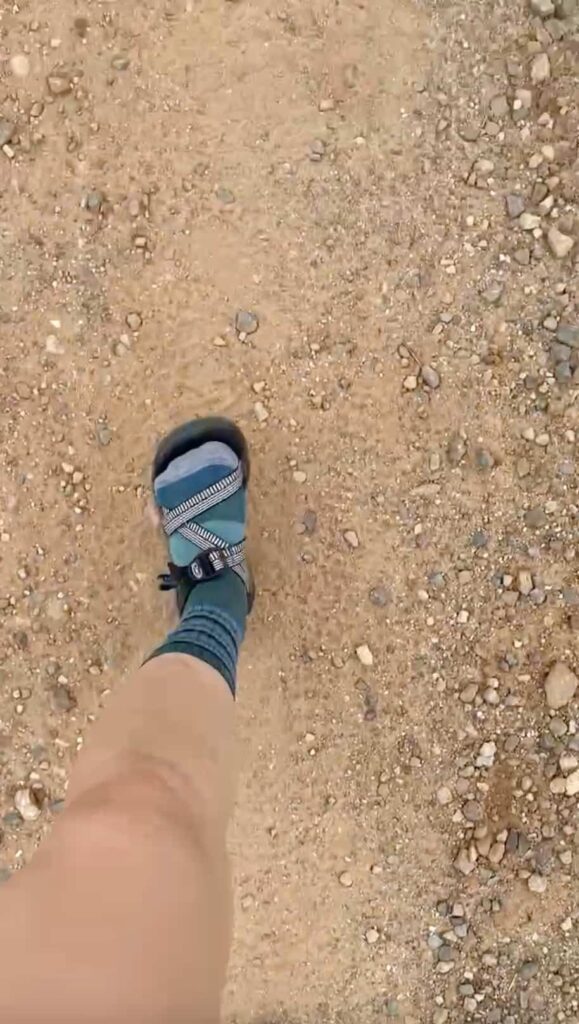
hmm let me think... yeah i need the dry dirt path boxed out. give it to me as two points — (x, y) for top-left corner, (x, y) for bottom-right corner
(1, 0), (578, 1022)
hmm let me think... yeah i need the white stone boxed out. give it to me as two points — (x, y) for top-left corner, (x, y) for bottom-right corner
(10, 54), (30, 77)
(529, 0), (555, 15)
(545, 662), (578, 709)
(531, 53), (550, 84)
(356, 644), (374, 667)
(547, 226), (575, 259)
(15, 787), (41, 822)
(565, 770), (579, 797)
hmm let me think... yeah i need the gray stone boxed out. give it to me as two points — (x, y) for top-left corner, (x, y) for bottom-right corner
(96, 422), (112, 446)
(235, 310), (259, 335)
(216, 186), (235, 205)
(0, 119), (15, 147)
(530, 0), (555, 12)
(369, 585), (391, 608)
(438, 944), (456, 962)
(85, 190), (103, 212)
(429, 571), (445, 589)
(481, 281), (504, 305)
(554, 362), (572, 383)
(490, 94), (509, 119)
(551, 342), (572, 363)
(309, 139), (326, 161)
(47, 74), (72, 95)
(51, 684), (77, 713)
(475, 447), (495, 470)
(524, 507), (547, 529)
(557, 324), (579, 348)
(545, 16), (566, 38)
(514, 247), (531, 266)
(111, 54), (130, 70)
(421, 365), (440, 389)
(471, 530), (488, 548)
(555, 0), (577, 15)
(447, 432), (467, 466)
(506, 193), (525, 218)
(506, 829), (519, 854)
(520, 960), (539, 980)
(302, 510), (317, 535)
(463, 799), (483, 823)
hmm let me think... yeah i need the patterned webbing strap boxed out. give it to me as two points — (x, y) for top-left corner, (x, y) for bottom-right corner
(159, 463), (249, 590)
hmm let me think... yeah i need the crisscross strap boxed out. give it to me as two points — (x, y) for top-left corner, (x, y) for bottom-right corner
(159, 461), (249, 591)
(161, 464), (243, 536)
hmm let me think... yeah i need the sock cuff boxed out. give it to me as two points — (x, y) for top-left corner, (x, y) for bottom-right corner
(181, 602), (245, 644)
(147, 601), (242, 696)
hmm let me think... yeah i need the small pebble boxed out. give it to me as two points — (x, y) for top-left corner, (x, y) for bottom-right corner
(254, 402), (269, 424)
(369, 585), (391, 608)
(421, 365), (440, 389)
(566, 770), (579, 797)
(235, 310), (259, 335)
(126, 312), (142, 331)
(10, 54), (30, 77)
(47, 74), (71, 95)
(343, 530), (359, 549)
(531, 53), (550, 84)
(14, 787), (41, 822)
(506, 194), (525, 218)
(356, 644), (374, 667)
(545, 662), (578, 709)
(547, 226), (574, 259)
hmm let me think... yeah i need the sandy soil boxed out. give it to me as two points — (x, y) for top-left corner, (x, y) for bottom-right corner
(0, 0), (578, 1021)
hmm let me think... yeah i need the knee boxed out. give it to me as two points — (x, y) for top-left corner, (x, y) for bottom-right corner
(56, 752), (217, 859)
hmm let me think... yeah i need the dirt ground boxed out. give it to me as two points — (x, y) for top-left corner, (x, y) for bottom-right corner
(0, 0), (578, 1020)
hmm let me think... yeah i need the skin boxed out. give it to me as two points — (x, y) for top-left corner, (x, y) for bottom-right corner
(0, 654), (235, 1024)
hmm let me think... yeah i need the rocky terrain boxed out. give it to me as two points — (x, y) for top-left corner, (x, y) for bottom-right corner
(0, 0), (578, 1021)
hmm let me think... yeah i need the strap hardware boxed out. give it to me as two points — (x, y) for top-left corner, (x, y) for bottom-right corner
(157, 548), (228, 592)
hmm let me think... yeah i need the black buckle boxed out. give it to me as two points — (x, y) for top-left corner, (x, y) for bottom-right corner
(157, 549), (227, 592)
(186, 549), (226, 583)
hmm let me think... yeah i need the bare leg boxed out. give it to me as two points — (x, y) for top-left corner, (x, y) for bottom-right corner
(0, 654), (235, 1024)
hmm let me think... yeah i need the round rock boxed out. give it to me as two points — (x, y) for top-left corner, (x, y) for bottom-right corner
(235, 310), (259, 335)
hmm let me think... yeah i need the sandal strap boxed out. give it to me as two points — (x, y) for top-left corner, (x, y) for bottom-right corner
(161, 465), (243, 536)
(157, 543), (249, 593)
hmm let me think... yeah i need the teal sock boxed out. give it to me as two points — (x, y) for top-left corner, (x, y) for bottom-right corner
(147, 440), (250, 696)
(150, 573), (247, 695)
